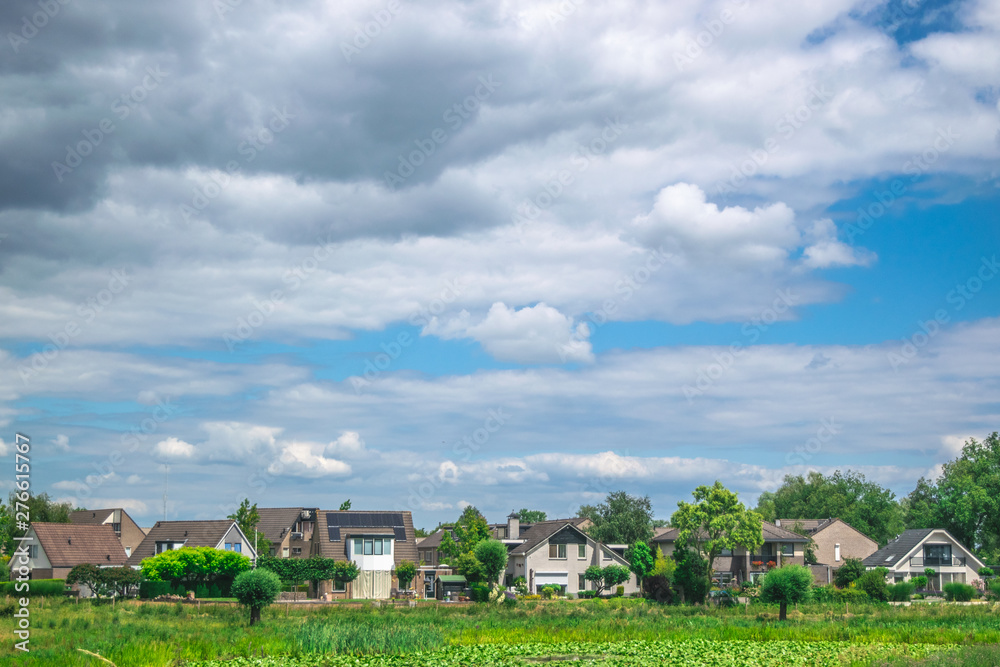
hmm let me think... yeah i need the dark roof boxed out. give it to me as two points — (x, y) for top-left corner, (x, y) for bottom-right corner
(69, 509), (115, 525)
(315, 510), (417, 566)
(863, 529), (934, 568)
(126, 520), (245, 566)
(776, 519), (834, 534)
(509, 519), (590, 555)
(255, 507), (306, 544)
(653, 522), (808, 544)
(417, 529), (453, 550)
(32, 523), (127, 568)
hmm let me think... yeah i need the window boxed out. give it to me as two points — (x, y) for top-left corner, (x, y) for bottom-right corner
(233, 543), (241, 553)
(834, 544), (840, 562)
(292, 547), (302, 555)
(578, 544), (586, 559)
(112, 523), (121, 535)
(332, 579), (346, 592)
(720, 548), (733, 556)
(354, 538), (363, 555)
(579, 574), (586, 590)
(924, 544), (952, 566)
(364, 539), (374, 555)
(373, 539), (383, 555)
(384, 538), (393, 555)
(602, 550), (611, 560)
(28, 545), (38, 558)
(781, 543), (794, 556)
(282, 547), (289, 557)
(548, 543), (566, 559)
(125, 546), (131, 557)
(155, 541), (174, 554)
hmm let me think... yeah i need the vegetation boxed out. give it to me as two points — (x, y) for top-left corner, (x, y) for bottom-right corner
(856, 569), (890, 602)
(671, 481), (764, 598)
(673, 548), (710, 603)
(438, 506), (491, 563)
(141, 546), (251, 594)
(257, 555), (359, 595)
(66, 564), (140, 599)
(227, 498), (271, 558)
(835, 557), (867, 587)
(759, 563), (813, 620)
(1, 492), (74, 555)
(579, 491), (655, 545)
(517, 509), (547, 522)
(474, 539), (509, 588)
(888, 581), (916, 602)
(583, 564), (631, 596)
(231, 568), (282, 625)
(624, 540), (654, 593)
(339, 499), (352, 510)
(394, 560), (416, 591)
(942, 582), (975, 602)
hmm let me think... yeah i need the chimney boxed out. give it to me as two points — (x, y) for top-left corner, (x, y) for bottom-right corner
(774, 519), (781, 527)
(507, 510), (519, 539)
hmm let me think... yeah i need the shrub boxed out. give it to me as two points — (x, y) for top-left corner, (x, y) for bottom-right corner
(469, 583), (491, 603)
(910, 576), (928, 590)
(394, 560), (417, 591)
(978, 567), (994, 578)
(139, 580), (175, 599)
(856, 570), (889, 602)
(834, 558), (866, 588)
(759, 563), (813, 620)
(513, 576), (528, 596)
(578, 590), (598, 599)
(208, 583), (222, 598)
(887, 581), (915, 602)
(195, 584), (210, 599)
(989, 579), (1000, 601)
(519, 594), (541, 600)
(673, 549), (710, 603)
(540, 584), (561, 599)
(231, 568), (282, 625)
(644, 574), (673, 604)
(615, 586), (625, 597)
(0, 579), (66, 597)
(943, 582), (975, 602)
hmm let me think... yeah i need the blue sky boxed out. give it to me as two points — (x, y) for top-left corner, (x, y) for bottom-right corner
(0, 0), (998, 530)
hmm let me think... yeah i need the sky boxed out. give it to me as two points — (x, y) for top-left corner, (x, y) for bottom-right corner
(0, 0), (998, 531)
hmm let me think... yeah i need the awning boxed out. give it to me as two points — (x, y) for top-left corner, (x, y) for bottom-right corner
(535, 572), (569, 586)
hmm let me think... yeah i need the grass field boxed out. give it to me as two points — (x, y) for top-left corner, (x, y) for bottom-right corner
(3, 597), (1000, 666)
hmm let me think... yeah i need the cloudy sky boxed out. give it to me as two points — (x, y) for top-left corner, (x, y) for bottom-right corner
(1, 0), (998, 530)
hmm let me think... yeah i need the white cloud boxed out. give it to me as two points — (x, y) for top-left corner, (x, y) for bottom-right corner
(52, 434), (70, 452)
(324, 431), (367, 457)
(154, 437), (196, 460)
(126, 475), (144, 485)
(270, 442), (351, 478)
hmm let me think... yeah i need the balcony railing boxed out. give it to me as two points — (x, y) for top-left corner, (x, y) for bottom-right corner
(908, 556), (966, 568)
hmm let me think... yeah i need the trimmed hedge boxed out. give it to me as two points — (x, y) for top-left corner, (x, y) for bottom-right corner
(888, 582), (915, 602)
(943, 582), (975, 602)
(812, 584), (869, 603)
(0, 579), (66, 597)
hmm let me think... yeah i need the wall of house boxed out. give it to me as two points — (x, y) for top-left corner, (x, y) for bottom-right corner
(812, 522), (877, 566)
(893, 531), (983, 585)
(25, 530), (51, 572)
(520, 537), (639, 596)
(348, 536), (395, 571)
(219, 524), (252, 556)
(118, 514), (147, 560)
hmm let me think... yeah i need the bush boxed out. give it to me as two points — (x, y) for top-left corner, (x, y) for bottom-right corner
(910, 576), (928, 590)
(855, 570), (889, 602)
(473, 540), (509, 587)
(469, 583), (491, 603)
(208, 583), (222, 598)
(989, 579), (1000, 601)
(978, 567), (994, 578)
(231, 569), (282, 625)
(540, 584), (561, 599)
(673, 549), (710, 603)
(644, 574), (673, 604)
(615, 586), (625, 597)
(834, 558), (866, 588)
(578, 590), (598, 599)
(519, 594), (541, 600)
(0, 579), (66, 597)
(943, 582), (975, 602)
(759, 564), (813, 620)
(887, 582), (915, 602)
(513, 576), (528, 596)
(139, 580), (177, 599)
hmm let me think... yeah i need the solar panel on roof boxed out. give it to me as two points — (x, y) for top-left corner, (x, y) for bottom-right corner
(393, 527), (407, 541)
(325, 512), (404, 528)
(328, 526), (341, 542)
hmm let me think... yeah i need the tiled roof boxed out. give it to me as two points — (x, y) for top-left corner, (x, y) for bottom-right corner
(255, 507), (305, 544)
(776, 518), (835, 534)
(417, 529), (453, 550)
(863, 529), (934, 568)
(509, 518), (589, 555)
(652, 522), (808, 544)
(126, 520), (241, 566)
(315, 510), (418, 566)
(32, 523), (127, 568)
(69, 509), (115, 525)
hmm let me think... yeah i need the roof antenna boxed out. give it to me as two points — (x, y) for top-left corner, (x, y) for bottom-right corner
(161, 464), (170, 521)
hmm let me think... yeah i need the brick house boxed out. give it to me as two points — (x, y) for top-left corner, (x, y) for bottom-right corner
(70, 508), (147, 560)
(24, 523), (127, 596)
(256, 507), (317, 558)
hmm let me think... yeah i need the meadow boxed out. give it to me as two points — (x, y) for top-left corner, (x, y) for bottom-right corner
(3, 597), (1000, 666)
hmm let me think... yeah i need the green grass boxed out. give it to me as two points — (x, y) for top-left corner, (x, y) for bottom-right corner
(3, 596), (1000, 666)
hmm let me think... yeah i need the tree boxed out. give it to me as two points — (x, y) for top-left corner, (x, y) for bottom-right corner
(474, 539), (509, 588)
(856, 568), (889, 601)
(834, 557), (866, 587)
(414, 527), (430, 538)
(579, 491), (654, 545)
(517, 509), (547, 523)
(452, 552), (484, 584)
(438, 506), (491, 562)
(339, 499), (352, 511)
(673, 548), (709, 603)
(671, 481), (763, 598)
(67, 564), (108, 599)
(227, 498), (271, 557)
(103, 566), (142, 598)
(2, 492), (73, 555)
(231, 568), (282, 625)
(584, 564), (631, 596)
(786, 521), (819, 565)
(645, 547), (676, 603)
(754, 471), (905, 547)
(624, 541), (654, 594)
(141, 546), (251, 591)
(395, 560), (416, 590)
(257, 555), (358, 596)
(759, 563), (813, 620)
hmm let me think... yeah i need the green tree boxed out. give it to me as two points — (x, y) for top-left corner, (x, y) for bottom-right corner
(103, 566), (142, 598)
(439, 506), (491, 562)
(755, 471), (905, 546)
(856, 568), (889, 601)
(231, 568), (282, 625)
(624, 541), (655, 594)
(474, 539), (509, 588)
(834, 557), (866, 587)
(339, 499), (352, 510)
(414, 527), (430, 538)
(394, 560), (416, 590)
(673, 548), (709, 603)
(645, 547), (676, 603)
(786, 520), (818, 565)
(2, 492), (73, 555)
(227, 498), (271, 557)
(671, 481), (763, 599)
(760, 563), (813, 620)
(452, 551), (484, 584)
(579, 491), (654, 545)
(140, 546), (250, 590)
(584, 564), (631, 596)
(517, 509), (547, 523)
(66, 564), (108, 599)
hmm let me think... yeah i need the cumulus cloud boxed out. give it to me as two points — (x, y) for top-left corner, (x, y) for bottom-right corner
(154, 437), (196, 460)
(52, 434), (70, 452)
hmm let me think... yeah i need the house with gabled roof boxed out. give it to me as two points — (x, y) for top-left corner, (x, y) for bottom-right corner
(774, 518), (878, 568)
(863, 528), (985, 587)
(125, 520), (256, 567)
(311, 510), (418, 599)
(25, 523), (127, 596)
(256, 507), (317, 558)
(652, 521), (809, 584)
(502, 515), (639, 596)
(70, 508), (147, 560)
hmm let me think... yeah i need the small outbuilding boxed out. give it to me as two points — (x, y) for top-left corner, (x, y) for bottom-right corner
(435, 574), (467, 600)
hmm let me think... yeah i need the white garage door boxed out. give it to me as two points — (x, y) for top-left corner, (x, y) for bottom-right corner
(535, 572), (569, 587)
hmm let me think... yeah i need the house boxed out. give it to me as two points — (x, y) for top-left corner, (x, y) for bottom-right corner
(775, 518), (878, 568)
(24, 523), (127, 596)
(125, 520), (257, 567)
(416, 528), (452, 567)
(256, 507), (317, 558)
(311, 510), (418, 599)
(652, 521), (809, 584)
(502, 516), (640, 596)
(70, 508), (147, 560)
(862, 528), (986, 587)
